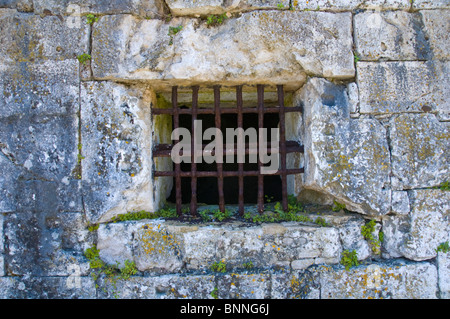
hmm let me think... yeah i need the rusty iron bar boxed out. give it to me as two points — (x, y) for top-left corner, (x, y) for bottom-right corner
(154, 168), (304, 177)
(236, 85), (244, 216)
(152, 106), (302, 115)
(257, 84), (264, 214)
(152, 141), (304, 157)
(172, 86), (182, 216)
(278, 85), (288, 212)
(214, 86), (225, 213)
(190, 86), (199, 216)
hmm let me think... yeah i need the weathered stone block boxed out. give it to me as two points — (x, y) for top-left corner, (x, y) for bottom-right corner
(0, 151), (23, 213)
(414, 0), (450, 9)
(0, 60), (80, 118)
(81, 81), (156, 223)
(358, 61), (449, 116)
(391, 191), (410, 215)
(0, 0), (33, 11)
(97, 220), (343, 273)
(354, 11), (430, 61)
(291, 0), (410, 10)
(401, 190), (450, 261)
(0, 9), (89, 64)
(297, 78), (391, 216)
(338, 220), (372, 261)
(0, 276), (97, 299)
(91, 11), (354, 86)
(319, 261), (438, 299)
(389, 113), (449, 190)
(4, 212), (91, 276)
(437, 252), (450, 299)
(32, 0), (167, 18)
(0, 114), (79, 182)
(420, 10), (450, 60)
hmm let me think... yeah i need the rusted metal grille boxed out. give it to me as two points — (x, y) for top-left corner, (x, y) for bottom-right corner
(152, 85), (304, 216)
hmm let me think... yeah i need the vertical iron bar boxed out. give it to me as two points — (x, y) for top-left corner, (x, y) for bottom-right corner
(257, 85), (265, 214)
(172, 86), (182, 216)
(190, 86), (199, 216)
(278, 85), (288, 212)
(236, 85), (244, 216)
(214, 86), (225, 213)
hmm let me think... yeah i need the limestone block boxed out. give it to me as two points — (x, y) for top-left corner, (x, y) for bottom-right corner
(0, 0), (33, 11)
(0, 276), (97, 299)
(0, 114), (79, 182)
(291, 0), (410, 10)
(382, 214), (410, 259)
(319, 261), (438, 299)
(420, 10), (450, 60)
(437, 252), (450, 299)
(0, 9), (89, 64)
(400, 190), (450, 261)
(358, 61), (449, 117)
(338, 220), (372, 261)
(81, 81), (157, 224)
(134, 221), (184, 272)
(354, 11), (430, 61)
(97, 222), (136, 268)
(3, 212), (91, 276)
(0, 60), (80, 119)
(297, 78), (391, 216)
(0, 151), (23, 212)
(389, 114), (449, 190)
(32, 0), (167, 18)
(91, 11), (354, 86)
(391, 191), (410, 215)
(414, 0), (450, 9)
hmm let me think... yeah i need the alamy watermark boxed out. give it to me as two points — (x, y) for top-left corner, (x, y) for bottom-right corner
(171, 120), (280, 174)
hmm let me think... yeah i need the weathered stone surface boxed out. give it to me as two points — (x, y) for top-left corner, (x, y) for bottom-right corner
(32, 0), (166, 18)
(0, 60), (80, 118)
(437, 251), (450, 299)
(391, 191), (410, 215)
(389, 113), (449, 190)
(358, 61), (449, 117)
(383, 190), (450, 261)
(97, 220), (343, 273)
(4, 212), (91, 276)
(0, 9), (89, 64)
(420, 10), (450, 60)
(337, 220), (372, 260)
(354, 11), (430, 61)
(0, 276), (97, 299)
(291, 0), (410, 10)
(414, 0), (450, 9)
(91, 11), (354, 87)
(401, 190), (450, 261)
(319, 260), (438, 299)
(81, 81), (156, 223)
(0, 152), (22, 213)
(297, 78), (391, 216)
(0, 0), (33, 11)
(0, 115), (79, 182)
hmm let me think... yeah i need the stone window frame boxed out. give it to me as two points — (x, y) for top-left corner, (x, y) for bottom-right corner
(152, 84), (304, 216)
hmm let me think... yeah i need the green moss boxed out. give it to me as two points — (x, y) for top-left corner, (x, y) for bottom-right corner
(199, 208), (233, 222)
(332, 200), (346, 212)
(340, 250), (359, 271)
(206, 13), (228, 27)
(84, 245), (138, 295)
(361, 219), (382, 254)
(315, 217), (329, 227)
(436, 241), (450, 253)
(210, 260), (227, 273)
(110, 206), (177, 223)
(210, 287), (219, 299)
(86, 14), (98, 25)
(242, 261), (254, 270)
(434, 181), (450, 191)
(77, 53), (91, 65)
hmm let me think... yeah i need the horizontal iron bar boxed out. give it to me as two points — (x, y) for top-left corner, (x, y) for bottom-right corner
(154, 168), (304, 177)
(152, 106), (303, 115)
(152, 141), (304, 157)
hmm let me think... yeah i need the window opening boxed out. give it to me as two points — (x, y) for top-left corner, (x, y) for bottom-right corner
(153, 85), (304, 217)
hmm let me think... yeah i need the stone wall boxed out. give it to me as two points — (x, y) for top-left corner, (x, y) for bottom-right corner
(0, 0), (449, 299)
